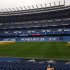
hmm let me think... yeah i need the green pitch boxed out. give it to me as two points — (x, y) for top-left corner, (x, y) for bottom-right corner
(0, 42), (70, 60)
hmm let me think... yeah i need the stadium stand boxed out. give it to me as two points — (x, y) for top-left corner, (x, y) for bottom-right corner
(0, 4), (70, 42)
(0, 58), (69, 70)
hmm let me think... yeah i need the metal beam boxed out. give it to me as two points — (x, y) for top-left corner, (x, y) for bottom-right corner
(24, 6), (27, 10)
(54, 2), (56, 6)
(5, 8), (9, 12)
(49, 3), (51, 7)
(40, 4), (43, 8)
(32, 5), (34, 9)
(36, 5), (38, 8)
(64, 0), (65, 5)
(12, 8), (16, 11)
(1, 9), (5, 12)
(20, 7), (23, 10)
(45, 3), (47, 7)
(8, 8), (12, 11)
(59, 1), (60, 6)
(28, 6), (30, 9)
(16, 7), (19, 11)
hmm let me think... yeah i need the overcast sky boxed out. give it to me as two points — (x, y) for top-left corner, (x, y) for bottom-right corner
(0, 0), (70, 11)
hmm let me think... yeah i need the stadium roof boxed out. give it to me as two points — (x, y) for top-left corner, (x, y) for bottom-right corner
(0, 0), (68, 8)
(0, 1), (70, 16)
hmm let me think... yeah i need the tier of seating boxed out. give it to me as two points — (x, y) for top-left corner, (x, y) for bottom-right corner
(0, 24), (70, 29)
(0, 59), (46, 70)
(0, 19), (70, 29)
(0, 58), (69, 70)
(0, 30), (70, 36)
(0, 19), (70, 42)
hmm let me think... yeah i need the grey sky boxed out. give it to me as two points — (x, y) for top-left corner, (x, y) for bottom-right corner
(0, 0), (70, 10)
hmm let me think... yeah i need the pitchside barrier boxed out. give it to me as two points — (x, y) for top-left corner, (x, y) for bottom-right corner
(0, 36), (70, 42)
(66, 42), (70, 46)
(0, 41), (16, 45)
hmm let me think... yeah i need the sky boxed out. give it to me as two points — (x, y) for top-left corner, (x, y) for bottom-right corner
(0, 0), (70, 11)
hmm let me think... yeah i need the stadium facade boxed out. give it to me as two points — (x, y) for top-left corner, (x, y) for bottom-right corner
(0, 4), (70, 42)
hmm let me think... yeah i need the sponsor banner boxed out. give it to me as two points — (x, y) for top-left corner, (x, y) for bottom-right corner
(0, 36), (65, 42)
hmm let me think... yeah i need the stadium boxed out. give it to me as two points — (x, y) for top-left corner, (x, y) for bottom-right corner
(0, 0), (70, 70)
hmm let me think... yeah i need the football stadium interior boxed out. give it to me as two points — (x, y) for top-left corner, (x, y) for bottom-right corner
(0, 1), (70, 70)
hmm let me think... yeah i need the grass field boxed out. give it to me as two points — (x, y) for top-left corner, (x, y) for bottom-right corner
(0, 42), (70, 60)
